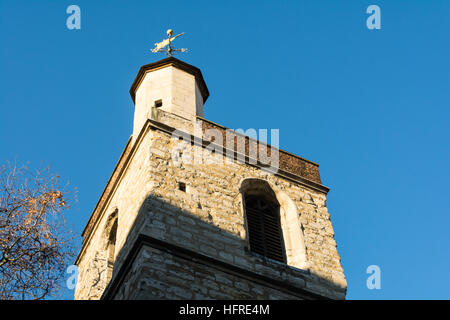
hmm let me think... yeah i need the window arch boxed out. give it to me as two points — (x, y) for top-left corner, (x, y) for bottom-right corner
(103, 209), (118, 283)
(241, 180), (286, 263)
(240, 178), (308, 269)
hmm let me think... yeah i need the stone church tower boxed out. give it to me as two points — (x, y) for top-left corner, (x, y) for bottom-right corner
(74, 57), (347, 300)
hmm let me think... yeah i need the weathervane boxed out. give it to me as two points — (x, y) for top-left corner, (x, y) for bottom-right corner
(151, 29), (187, 57)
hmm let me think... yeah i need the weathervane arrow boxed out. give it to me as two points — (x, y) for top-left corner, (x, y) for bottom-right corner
(151, 29), (188, 57)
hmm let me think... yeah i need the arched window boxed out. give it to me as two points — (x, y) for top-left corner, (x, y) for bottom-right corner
(243, 192), (286, 263)
(104, 209), (118, 283)
(240, 178), (308, 269)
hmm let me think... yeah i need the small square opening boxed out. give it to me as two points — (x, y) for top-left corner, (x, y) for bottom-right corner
(154, 99), (163, 108)
(178, 182), (186, 192)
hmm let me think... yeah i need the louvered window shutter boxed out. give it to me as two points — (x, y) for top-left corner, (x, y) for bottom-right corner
(244, 195), (285, 262)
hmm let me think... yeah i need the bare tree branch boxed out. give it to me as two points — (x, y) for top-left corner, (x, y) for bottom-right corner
(0, 161), (76, 300)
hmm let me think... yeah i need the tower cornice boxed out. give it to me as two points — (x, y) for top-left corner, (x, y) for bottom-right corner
(129, 57), (209, 105)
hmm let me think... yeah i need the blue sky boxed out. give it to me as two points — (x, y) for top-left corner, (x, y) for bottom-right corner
(1, 0), (449, 300)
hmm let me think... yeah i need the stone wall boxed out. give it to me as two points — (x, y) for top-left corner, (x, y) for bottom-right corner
(111, 245), (308, 300)
(74, 112), (346, 300)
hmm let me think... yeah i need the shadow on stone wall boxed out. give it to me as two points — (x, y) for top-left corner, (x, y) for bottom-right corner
(100, 194), (346, 300)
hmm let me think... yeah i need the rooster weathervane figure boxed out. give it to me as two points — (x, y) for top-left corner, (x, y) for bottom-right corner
(151, 29), (187, 57)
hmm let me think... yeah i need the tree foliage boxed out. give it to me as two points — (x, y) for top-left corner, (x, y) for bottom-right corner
(0, 162), (75, 300)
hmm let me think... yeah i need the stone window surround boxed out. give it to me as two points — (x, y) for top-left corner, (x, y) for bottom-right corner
(239, 178), (308, 270)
